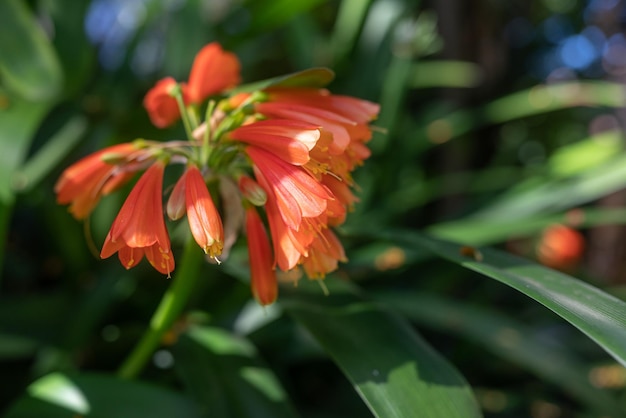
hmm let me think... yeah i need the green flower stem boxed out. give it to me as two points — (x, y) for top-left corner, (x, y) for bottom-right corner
(171, 84), (195, 142)
(201, 100), (216, 166)
(117, 238), (203, 379)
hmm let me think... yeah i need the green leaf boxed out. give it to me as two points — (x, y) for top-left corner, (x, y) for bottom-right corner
(0, 94), (52, 204)
(413, 81), (626, 145)
(243, 0), (328, 33)
(375, 291), (624, 415)
(548, 130), (623, 178)
(0, 86), (54, 276)
(389, 231), (626, 369)
(467, 148), (626, 222)
(428, 207), (626, 245)
(0, 333), (38, 360)
(231, 68), (335, 94)
(4, 372), (202, 418)
(14, 116), (87, 194)
(281, 281), (482, 418)
(0, 0), (63, 101)
(410, 61), (482, 89)
(173, 325), (298, 418)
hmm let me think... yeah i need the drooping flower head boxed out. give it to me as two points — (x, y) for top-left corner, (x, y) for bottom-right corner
(56, 42), (379, 305)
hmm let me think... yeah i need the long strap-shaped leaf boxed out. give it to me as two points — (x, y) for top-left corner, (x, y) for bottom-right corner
(374, 291), (623, 415)
(390, 231), (626, 367)
(281, 282), (482, 418)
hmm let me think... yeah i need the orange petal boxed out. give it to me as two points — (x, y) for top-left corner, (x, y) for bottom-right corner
(187, 42), (241, 104)
(184, 166), (224, 258)
(143, 77), (185, 128)
(246, 207), (277, 305)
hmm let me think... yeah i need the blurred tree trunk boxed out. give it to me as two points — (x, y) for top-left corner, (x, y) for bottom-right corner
(587, 0), (626, 284)
(432, 0), (507, 218)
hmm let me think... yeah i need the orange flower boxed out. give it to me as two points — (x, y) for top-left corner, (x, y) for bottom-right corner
(187, 42), (241, 104)
(101, 161), (174, 275)
(171, 165), (224, 258)
(59, 42), (381, 300)
(257, 87), (379, 156)
(301, 228), (347, 279)
(143, 43), (241, 128)
(246, 146), (332, 231)
(143, 77), (187, 128)
(245, 207), (277, 305)
(230, 119), (320, 166)
(55, 143), (141, 219)
(537, 224), (585, 270)
(225, 88), (380, 279)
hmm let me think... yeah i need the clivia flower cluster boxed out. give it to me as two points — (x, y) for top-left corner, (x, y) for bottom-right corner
(55, 42), (379, 305)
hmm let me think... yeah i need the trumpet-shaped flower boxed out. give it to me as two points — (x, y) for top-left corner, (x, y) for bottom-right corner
(246, 146), (332, 231)
(182, 166), (224, 258)
(101, 161), (174, 276)
(245, 207), (277, 305)
(230, 119), (320, 166)
(55, 143), (144, 219)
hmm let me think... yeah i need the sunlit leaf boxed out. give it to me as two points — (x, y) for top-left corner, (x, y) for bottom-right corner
(411, 61), (482, 89)
(388, 231), (626, 368)
(548, 130), (623, 178)
(281, 281), (482, 418)
(231, 68), (335, 94)
(4, 372), (202, 418)
(375, 291), (624, 415)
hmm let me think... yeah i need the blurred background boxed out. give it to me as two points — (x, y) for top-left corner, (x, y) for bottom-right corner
(4, 0), (626, 416)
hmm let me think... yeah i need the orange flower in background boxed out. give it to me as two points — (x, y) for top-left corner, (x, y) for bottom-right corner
(144, 42), (241, 128)
(101, 161), (174, 276)
(245, 207), (277, 305)
(537, 224), (585, 270)
(143, 77), (187, 128)
(187, 42), (241, 104)
(55, 143), (144, 219)
(57, 41), (380, 305)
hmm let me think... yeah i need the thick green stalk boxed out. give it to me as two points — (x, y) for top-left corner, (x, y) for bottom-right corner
(117, 238), (203, 379)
